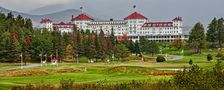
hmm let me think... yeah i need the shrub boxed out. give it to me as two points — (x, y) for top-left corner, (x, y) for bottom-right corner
(189, 59), (193, 65)
(60, 79), (74, 90)
(207, 54), (213, 61)
(220, 56), (224, 60)
(174, 63), (224, 90)
(216, 52), (223, 57)
(156, 56), (166, 62)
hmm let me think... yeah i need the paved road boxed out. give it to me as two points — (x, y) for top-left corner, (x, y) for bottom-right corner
(156, 54), (186, 71)
(0, 54), (183, 71)
(0, 64), (41, 70)
(158, 54), (184, 61)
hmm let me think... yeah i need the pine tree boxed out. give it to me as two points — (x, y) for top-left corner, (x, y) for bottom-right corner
(139, 37), (149, 53)
(189, 22), (206, 54)
(97, 29), (107, 60)
(25, 18), (33, 30)
(114, 44), (129, 60)
(207, 18), (218, 43)
(134, 41), (141, 56)
(217, 18), (224, 50)
(146, 41), (159, 56)
(86, 33), (97, 61)
(75, 30), (84, 55)
(16, 15), (25, 27)
(128, 40), (135, 53)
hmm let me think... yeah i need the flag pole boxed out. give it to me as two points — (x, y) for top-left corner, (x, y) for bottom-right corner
(133, 5), (137, 12)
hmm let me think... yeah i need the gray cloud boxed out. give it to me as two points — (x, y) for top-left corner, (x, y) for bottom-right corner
(0, 0), (76, 12)
(0, 0), (224, 26)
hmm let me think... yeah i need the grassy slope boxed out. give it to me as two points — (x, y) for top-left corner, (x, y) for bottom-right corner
(0, 49), (222, 89)
(0, 63), (172, 89)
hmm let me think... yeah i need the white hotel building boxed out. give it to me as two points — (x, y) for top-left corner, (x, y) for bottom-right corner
(40, 11), (189, 42)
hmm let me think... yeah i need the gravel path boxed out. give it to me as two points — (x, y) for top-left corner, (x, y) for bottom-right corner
(0, 64), (41, 70)
(157, 54), (186, 71)
(158, 54), (184, 61)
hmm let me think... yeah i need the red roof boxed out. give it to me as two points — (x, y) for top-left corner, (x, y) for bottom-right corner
(71, 13), (94, 21)
(53, 22), (76, 28)
(172, 16), (182, 21)
(40, 18), (53, 23)
(142, 22), (173, 27)
(51, 58), (58, 61)
(124, 12), (148, 20)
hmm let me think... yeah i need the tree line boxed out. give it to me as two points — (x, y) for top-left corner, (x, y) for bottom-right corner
(0, 12), (159, 63)
(188, 18), (224, 54)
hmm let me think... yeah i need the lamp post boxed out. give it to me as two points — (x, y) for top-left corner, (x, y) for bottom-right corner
(39, 53), (43, 66)
(50, 54), (53, 64)
(44, 54), (47, 65)
(56, 49), (59, 62)
(76, 54), (79, 64)
(20, 53), (23, 69)
(112, 54), (114, 63)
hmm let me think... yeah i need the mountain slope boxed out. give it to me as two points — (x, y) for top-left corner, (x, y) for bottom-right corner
(0, 7), (81, 26)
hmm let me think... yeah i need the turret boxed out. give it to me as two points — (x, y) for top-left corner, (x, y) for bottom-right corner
(124, 12), (148, 35)
(172, 16), (182, 28)
(71, 7), (94, 31)
(40, 18), (53, 31)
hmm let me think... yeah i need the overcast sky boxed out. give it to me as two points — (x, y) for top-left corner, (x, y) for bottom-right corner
(0, 0), (224, 26)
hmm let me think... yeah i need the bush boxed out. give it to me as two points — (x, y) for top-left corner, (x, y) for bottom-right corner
(216, 52), (223, 57)
(207, 54), (213, 61)
(156, 56), (166, 62)
(220, 56), (224, 60)
(174, 63), (224, 90)
(189, 59), (193, 65)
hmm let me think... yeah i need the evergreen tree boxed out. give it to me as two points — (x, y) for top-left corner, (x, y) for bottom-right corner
(97, 29), (107, 60)
(24, 18), (33, 30)
(217, 18), (224, 50)
(16, 15), (25, 27)
(128, 40), (135, 53)
(110, 27), (116, 48)
(6, 12), (14, 20)
(206, 18), (218, 44)
(189, 22), (206, 54)
(139, 37), (149, 53)
(75, 30), (84, 56)
(146, 41), (159, 56)
(114, 44), (129, 60)
(86, 33), (97, 61)
(134, 41), (141, 56)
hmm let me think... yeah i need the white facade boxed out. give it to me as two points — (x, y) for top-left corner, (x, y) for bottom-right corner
(71, 12), (187, 42)
(40, 19), (75, 34)
(40, 12), (188, 42)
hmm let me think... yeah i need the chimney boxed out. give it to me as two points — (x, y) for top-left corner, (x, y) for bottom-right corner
(72, 15), (74, 19)
(110, 18), (113, 21)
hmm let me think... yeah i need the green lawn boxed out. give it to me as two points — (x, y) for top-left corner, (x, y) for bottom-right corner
(0, 49), (222, 89)
(0, 63), (172, 89)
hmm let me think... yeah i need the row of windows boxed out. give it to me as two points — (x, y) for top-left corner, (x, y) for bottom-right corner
(129, 21), (145, 23)
(88, 25), (126, 28)
(141, 27), (174, 30)
(138, 31), (179, 34)
(76, 22), (88, 25)
(129, 35), (182, 39)
(91, 22), (125, 25)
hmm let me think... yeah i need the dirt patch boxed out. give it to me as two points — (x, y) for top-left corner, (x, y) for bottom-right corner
(5, 70), (50, 77)
(2, 67), (87, 77)
(107, 66), (153, 74)
(147, 72), (176, 76)
(54, 68), (86, 73)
